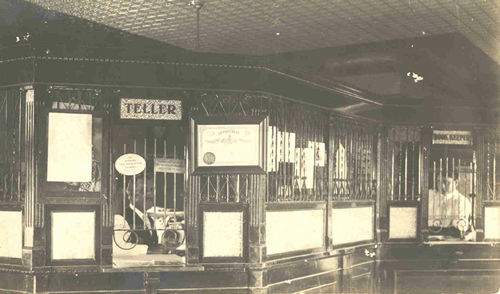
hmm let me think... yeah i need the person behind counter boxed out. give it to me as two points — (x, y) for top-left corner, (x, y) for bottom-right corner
(428, 177), (475, 240)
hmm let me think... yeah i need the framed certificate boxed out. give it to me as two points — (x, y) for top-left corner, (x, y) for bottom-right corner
(191, 116), (267, 174)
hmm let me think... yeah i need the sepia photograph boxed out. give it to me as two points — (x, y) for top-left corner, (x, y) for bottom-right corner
(0, 0), (499, 293)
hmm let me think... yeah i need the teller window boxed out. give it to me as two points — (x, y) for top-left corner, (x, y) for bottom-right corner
(111, 124), (187, 267)
(427, 145), (476, 241)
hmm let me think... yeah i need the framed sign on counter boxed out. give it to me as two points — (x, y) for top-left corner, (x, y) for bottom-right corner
(191, 116), (267, 174)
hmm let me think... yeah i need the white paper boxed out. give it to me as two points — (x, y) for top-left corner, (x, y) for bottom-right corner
(389, 207), (417, 239)
(266, 209), (324, 255)
(47, 112), (92, 182)
(279, 131), (296, 163)
(303, 147), (315, 189)
(0, 211), (22, 258)
(332, 207), (373, 245)
(198, 124), (260, 167)
(308, 141), (326, 167)
(203, 211), (243, 257)
(52, 211), (95, 260)
(267, 126), (279, 172)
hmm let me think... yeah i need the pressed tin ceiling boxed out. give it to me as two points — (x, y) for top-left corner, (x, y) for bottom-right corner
(22, 0), (500, 64)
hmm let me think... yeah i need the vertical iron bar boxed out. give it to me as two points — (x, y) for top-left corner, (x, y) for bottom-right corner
(17, 92), (22, 200)
(173, 145), (177, 226)
(123, 144), (126, 227)
(216, 174), (220, 202)
(236, 175), (240, 203)
(404, 141), (408, 200)
(391, 139), (395, 200)
(143, 138), (147, 220)
(153, 138), (157, 229)
(164, 140), (167, 220)
(411, 140), (415, 200)
(398, 141), (402, 199)
(133, 140), (136, 230)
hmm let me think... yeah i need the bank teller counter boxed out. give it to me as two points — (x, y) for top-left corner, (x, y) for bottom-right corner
(377, 126), (500, 294)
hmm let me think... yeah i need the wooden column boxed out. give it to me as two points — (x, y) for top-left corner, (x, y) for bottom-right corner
(420, 126), (432, 241)
(248, 174), (267, 294)
(377, 126), (389, 243)
(22, 86), (45, 268)
(474, 127), (485, 240)
(186, 175), (200, 264)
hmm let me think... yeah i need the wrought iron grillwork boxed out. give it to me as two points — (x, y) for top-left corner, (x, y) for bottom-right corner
(388, 126), (421, 201)
(190, 92), (269, 203)
(330, 117), (376, 201)
(199, 174), (249, 202)
(486, 131), (499, 201)
(266, 100), (328, 202)
(112, 131), (186, 252)
(189, 92), (270, 118)
(0, 88), (24, 202)
(47, 86), (104, 112)
(190, 92), (328, 203)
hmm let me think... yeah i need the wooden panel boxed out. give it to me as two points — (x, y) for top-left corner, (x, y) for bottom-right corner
(45, 272), (145, 292)
(203, 211), (243, 258)
(266, 256), (340, 285)
(0, 211), (22, 258)
(267, 270), (336, 294)
(484, 206), (500, 240)
(389, 206), (417, 239)
(332, 206), (373, 245)
(394, 270), (500, 294)
(51, 211), (95, 260)
(266, 209), (324, 255)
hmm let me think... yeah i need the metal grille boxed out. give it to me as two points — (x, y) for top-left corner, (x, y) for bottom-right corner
(388, 126), (421, 201)
(48, 86), (104, 112)
(266, 100), (328, 202)
(0, 88), (24, 202)
(191, 92), (268, 204)
(116, 137), (185, 230)
(428, 153), (476, 238)
(330, 117), (376, 201)
(486, 131), (499, 201)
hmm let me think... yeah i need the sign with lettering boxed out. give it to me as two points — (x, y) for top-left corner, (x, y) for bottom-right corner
(154, 158), (185, 173)
(115, 153), (146, 176)
(432, 130), (473, 145)
(120, 98), (182, 120)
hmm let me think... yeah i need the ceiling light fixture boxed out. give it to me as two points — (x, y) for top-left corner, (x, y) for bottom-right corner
(189, 0), (205, 50)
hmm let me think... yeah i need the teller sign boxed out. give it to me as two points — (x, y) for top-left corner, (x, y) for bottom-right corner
(120, 98), (182, 120)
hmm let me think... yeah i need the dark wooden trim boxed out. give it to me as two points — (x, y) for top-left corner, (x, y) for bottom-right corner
(0, 257), (22, 265)
(331, 240), (376, 251)
(0, 205), (23, 211)
(199, 203), (248, 263)
(45, 204), (101, 266)
(265, 201), (326, 211)
(331, 200), (375, 208)
(265, 248), (326, 261)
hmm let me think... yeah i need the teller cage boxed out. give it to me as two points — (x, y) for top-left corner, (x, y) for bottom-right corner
(0, 33), (499, 294)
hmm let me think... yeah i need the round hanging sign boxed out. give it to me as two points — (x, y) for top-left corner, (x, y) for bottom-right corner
(115, 153), (146, 176)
